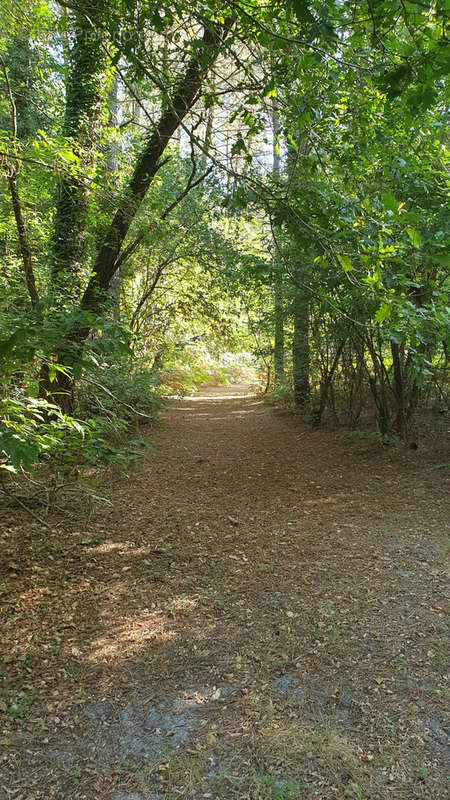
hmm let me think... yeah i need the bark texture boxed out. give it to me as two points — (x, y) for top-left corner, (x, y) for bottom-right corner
(50, 4), (109, 289)
(292, 287), (310, 410)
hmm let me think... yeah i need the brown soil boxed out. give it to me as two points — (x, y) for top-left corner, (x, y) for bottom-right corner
(1, 385), (449, 799)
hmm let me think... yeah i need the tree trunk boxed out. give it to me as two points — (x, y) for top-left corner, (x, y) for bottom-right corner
(41, 18), (231, 413)
(271, 99), (284, 388)
(4, 34), (37, 139)
(1, 36), (39, 306)
(200, 77), (214, 170)
(81, 20), (231, 315)
(314, 339), (346, 425)
(391, 341), (408, 440)
(273, 270), (285, 388)
(365, 330), (391, 437)
(50, 4), (108, 291)
(106, 76), (121, 313)
(292, 287), (309, 410)
(8, 175), (38, 305)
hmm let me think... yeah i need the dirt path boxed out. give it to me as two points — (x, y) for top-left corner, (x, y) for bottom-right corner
(1, 386), (449, 799)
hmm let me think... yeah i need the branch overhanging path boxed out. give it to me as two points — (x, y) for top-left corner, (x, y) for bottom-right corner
(81, 18), (234, 315)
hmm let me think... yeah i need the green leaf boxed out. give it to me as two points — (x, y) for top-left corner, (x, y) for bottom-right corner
(337, 254), (352, 272)
(0, 431), (38, 471)
(381, 192), (398, 214)
(72, 361), (83, 380)
(292, 0), (314, 23)
(435, 253), (450, 268)
(375, 303), (390, 323)
(70, 419), (85, 435)
(231, 137), (246, 157)
(203, 93), (216, 109)
(406, 227), (421, 247)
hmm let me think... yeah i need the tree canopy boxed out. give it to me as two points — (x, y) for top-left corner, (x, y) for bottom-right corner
(0, 0), (448, 471)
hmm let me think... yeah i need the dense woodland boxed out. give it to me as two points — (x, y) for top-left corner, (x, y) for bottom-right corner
(0, 0), (448, 475)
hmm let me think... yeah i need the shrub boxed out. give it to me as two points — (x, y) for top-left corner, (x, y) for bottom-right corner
(0, 363), (164, 473)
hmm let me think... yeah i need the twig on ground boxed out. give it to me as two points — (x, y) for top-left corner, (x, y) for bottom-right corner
(0, 477), (52, 528)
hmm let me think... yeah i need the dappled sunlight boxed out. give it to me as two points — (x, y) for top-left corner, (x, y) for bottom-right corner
(1, 0), (447, 792)
(170, 408), (211, 413)
(85, 540), (152, 556)
(87, 594), (199, 664)
(88, 619), (176, 663)
(230, 408), (261, 415)
(2, 381), (448, 800)
(186, 393), (254, 401)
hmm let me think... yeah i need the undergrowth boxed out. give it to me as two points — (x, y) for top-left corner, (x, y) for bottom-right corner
(160, 346), (256, 396)
(0, 362), (163, 475)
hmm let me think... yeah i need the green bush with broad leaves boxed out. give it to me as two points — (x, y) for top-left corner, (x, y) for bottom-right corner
(0, 364), (164, 473)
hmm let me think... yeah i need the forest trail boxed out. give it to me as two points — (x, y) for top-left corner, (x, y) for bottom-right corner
(1, 386), (449, 799)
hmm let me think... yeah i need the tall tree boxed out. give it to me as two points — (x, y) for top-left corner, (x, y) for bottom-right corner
(271, 99), (284, 389)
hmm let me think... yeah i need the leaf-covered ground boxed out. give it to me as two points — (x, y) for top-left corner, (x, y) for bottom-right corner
(1, 386), (448, 799)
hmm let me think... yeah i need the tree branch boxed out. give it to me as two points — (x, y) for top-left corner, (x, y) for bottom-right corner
(0, 56), (39, 306)
(130, 255), (179, 327)
(81, 17), (233, 314)
(114, 161), (213, 273)
(7, 178), (39, 305)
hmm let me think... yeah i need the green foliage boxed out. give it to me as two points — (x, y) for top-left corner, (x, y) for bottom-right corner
(266, 383), (294, 407)
(0, 351), (163, 473)
(0, 0), (447, 469)
(160, 345), (256, 396)
(255, 774), (300, 799)
(0, 396), (84, 473)
(79, 363), (162, 421)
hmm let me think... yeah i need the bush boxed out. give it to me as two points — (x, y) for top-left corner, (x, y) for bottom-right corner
(77, 362), (164, 424)
(0, 363), (164, 474)
(266, 383), (294, 407)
